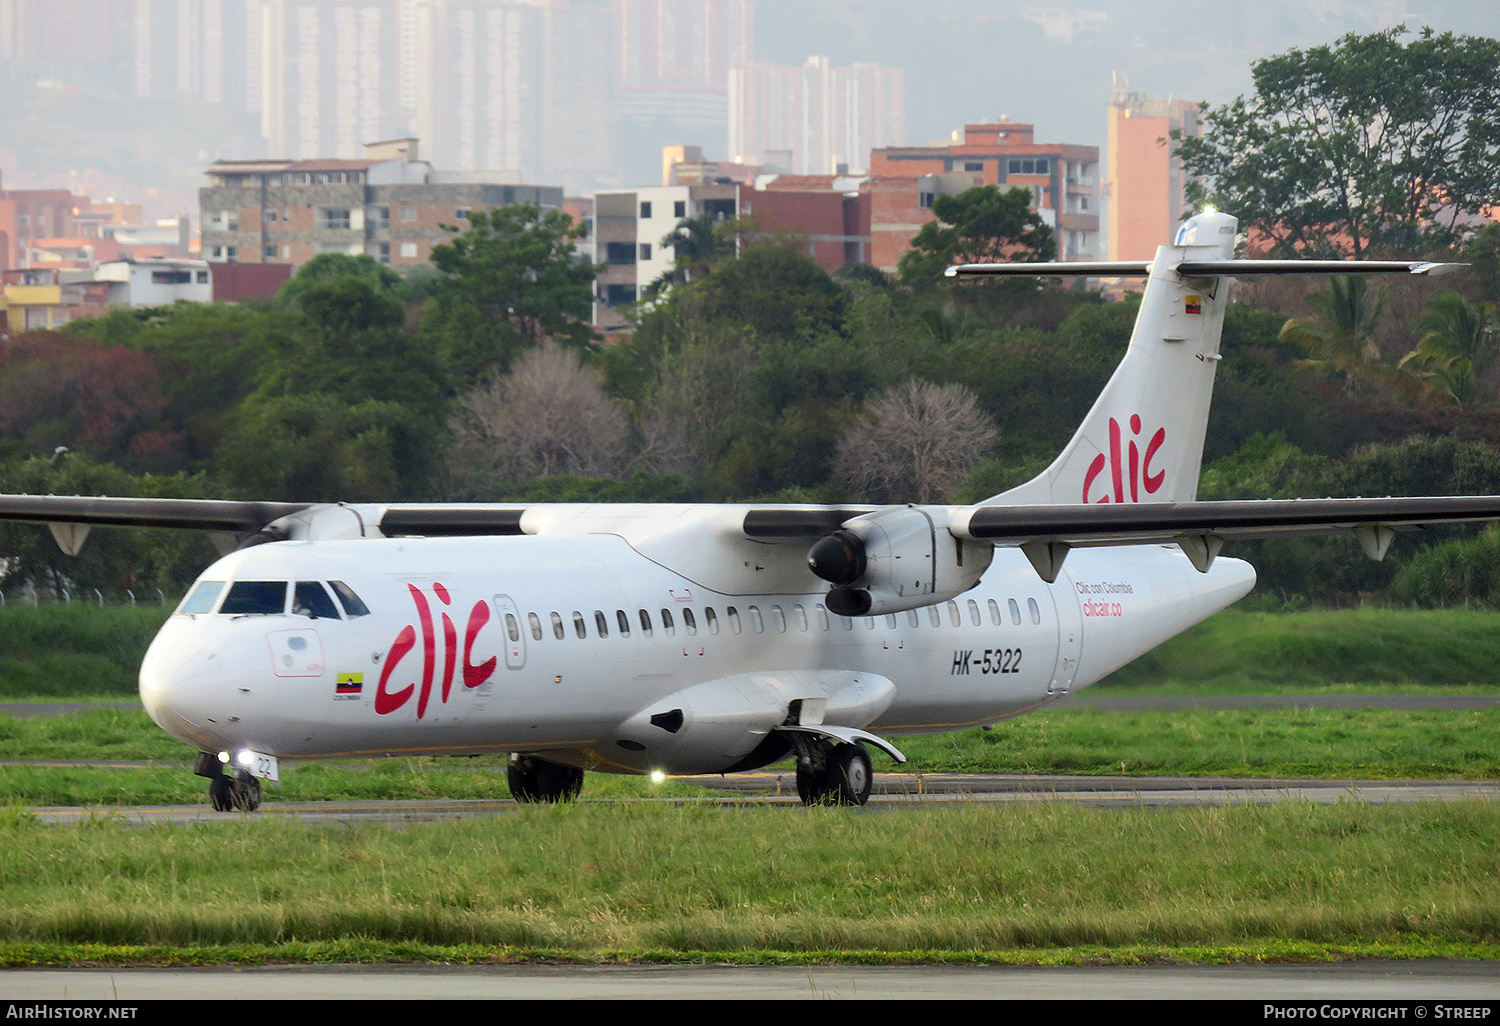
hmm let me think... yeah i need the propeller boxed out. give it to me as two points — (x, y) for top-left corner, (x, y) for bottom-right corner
(807, 529), (872, 616)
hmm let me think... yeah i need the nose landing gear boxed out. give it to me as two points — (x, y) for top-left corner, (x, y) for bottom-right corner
(195, 752), (263, 812)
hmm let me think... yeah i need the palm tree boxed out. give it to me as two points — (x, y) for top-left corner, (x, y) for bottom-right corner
(644, 213), (727, 297)
(1399, 292), (1499, 405)
(1279, 275), (1415, 397)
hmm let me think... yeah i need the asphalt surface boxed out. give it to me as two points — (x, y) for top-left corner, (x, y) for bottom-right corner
(4, 960), (1500, 1000)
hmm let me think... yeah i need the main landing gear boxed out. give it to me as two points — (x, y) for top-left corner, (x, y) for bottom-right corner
(507, 754), (584, 803)
(793, 738), (873, 807)
(194, 752), (262, 812)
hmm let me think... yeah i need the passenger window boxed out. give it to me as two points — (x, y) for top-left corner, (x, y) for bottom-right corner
(617, 610), (631, 637)
(573, 611), (587, 639)
(683, 608), (697, 635)
(968, 599), (981, 626)
(639, 609), (653, 637)
(928, 605), (942, 627)
(907, 609), (920, 628)
(815, 604), (830, 631)
(1029, 597), (1042, 625)
(771, 606), (786, 632)
(705, 607), (719, 635)
(748, 605), (763, 633)
(865, 616), (876, 630)
(179, 580), (224, 615)
(328, 581), (371, 618)
(727, 606), (741, 634)
(293, 581), (341, 619)
(988, 599), (1001, 626)
(551, 611), (565, 640)
(661, 608), (675, 635)
(794, 604), (808, 631)
(528, 612), (543, 641)
(1009, 598), (1022, 625)
(594, 610), (609, 637)
(886, 613), (898, 629)
(947, 601), (961, 627)
(221, 581), (287, 615)
(504, 612), (521, 643)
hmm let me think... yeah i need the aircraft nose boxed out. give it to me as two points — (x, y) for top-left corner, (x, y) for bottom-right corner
(139, 641), (232, 750)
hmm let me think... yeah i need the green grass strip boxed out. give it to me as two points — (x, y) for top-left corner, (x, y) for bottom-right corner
(0, 803), (1497, 964)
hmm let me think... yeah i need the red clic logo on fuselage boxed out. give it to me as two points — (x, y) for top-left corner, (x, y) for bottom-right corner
(375, 583), (497, 717)
(1082, 415), (1166, 504)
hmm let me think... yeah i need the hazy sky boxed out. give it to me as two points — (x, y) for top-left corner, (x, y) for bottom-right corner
(755, 0), (1500, 155)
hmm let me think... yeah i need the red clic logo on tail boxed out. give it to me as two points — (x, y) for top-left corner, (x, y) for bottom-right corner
(1083, 415), (1166, 504)
(375, 583), (497, 717)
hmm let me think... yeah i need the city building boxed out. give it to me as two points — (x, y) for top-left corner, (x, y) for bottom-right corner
(1106, 84), (1200, 261)
(729, 56), (905, 176)
(593, 181), (740, 330)
(199, 138), (564, 269)
(94, 258), (214, 307)
(614, 0), (752, 127)
(592, 150), (990, 329)
(870, 120), (1101, 262)
(0, 268), (109, 331)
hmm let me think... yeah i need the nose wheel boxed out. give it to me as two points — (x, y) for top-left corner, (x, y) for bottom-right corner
(207, 771), (262, 812)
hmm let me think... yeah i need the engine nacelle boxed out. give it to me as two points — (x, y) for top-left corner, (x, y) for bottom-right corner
(806, 506), (992, 616)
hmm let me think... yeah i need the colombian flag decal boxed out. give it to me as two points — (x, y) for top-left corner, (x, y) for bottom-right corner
(1185, 295), (1202, 314)
(336, 672), (364, 698)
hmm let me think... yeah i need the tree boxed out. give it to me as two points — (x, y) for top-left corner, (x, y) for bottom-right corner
(898, 185), (1055, 287)
(447, 343), (631, 497)
(1278, 276), (1405, 395)
(1176, 27), (1500, 258)
(1399, 292), (1499, 405)
(425, 203), (600, 381)
(644, 212), (733, 296)
(276, 252), (403, 308)
(834, 380), (998, 503)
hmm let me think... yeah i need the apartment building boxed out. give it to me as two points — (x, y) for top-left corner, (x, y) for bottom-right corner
(1106, 87), (1200, 261)
(200, 139), (563, 269)
(870, 120), (1100, 262)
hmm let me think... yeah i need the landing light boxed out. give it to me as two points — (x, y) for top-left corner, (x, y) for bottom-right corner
(236, 750), (255, 768)
(217, 751), (230, 764)
(650, 770), (666, 784)
(1203, 204), (1218, 215)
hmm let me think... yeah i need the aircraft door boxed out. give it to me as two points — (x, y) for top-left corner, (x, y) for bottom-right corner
(1045, 575), (1083, 695)
(494, 594), (526, 670)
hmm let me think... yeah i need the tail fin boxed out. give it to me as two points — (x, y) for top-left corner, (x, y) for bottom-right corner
(991, 210), (1237, 506)
(945, 212), (1458, 508)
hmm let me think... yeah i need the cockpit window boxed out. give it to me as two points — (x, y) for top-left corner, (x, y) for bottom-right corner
(220, 581), (288, 615)
(179, 580), (225, 615)
(328, 580), (370, 618)
(293, 581), (341, 620)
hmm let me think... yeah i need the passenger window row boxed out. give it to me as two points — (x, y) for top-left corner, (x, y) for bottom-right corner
(524, 595), (1044, 641)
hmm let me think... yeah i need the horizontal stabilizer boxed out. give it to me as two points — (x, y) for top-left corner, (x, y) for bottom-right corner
(946, 259), (1464, 278)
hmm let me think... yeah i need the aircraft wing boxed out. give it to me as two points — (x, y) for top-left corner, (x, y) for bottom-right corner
(956, 495), (1500, 547)
(0, 495), (311, 532)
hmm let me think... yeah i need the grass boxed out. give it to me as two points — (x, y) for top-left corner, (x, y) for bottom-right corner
(0, 801), (1498, 966)
(1100, 607), (1500, 693)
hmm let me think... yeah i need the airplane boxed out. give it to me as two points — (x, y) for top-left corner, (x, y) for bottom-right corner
(2, 209), (1497, 811)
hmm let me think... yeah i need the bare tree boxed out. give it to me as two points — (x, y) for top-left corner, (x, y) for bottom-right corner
(449, 343), (630, 494)
(834, 380), (998, 503)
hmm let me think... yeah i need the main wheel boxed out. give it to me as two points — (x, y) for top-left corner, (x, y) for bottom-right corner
(796, 740), (873, 807)
(508, 755), (584, 803)
(828, 742), (873, 806)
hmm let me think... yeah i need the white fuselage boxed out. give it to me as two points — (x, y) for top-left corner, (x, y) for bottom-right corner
(138, 534), (1254, 776)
